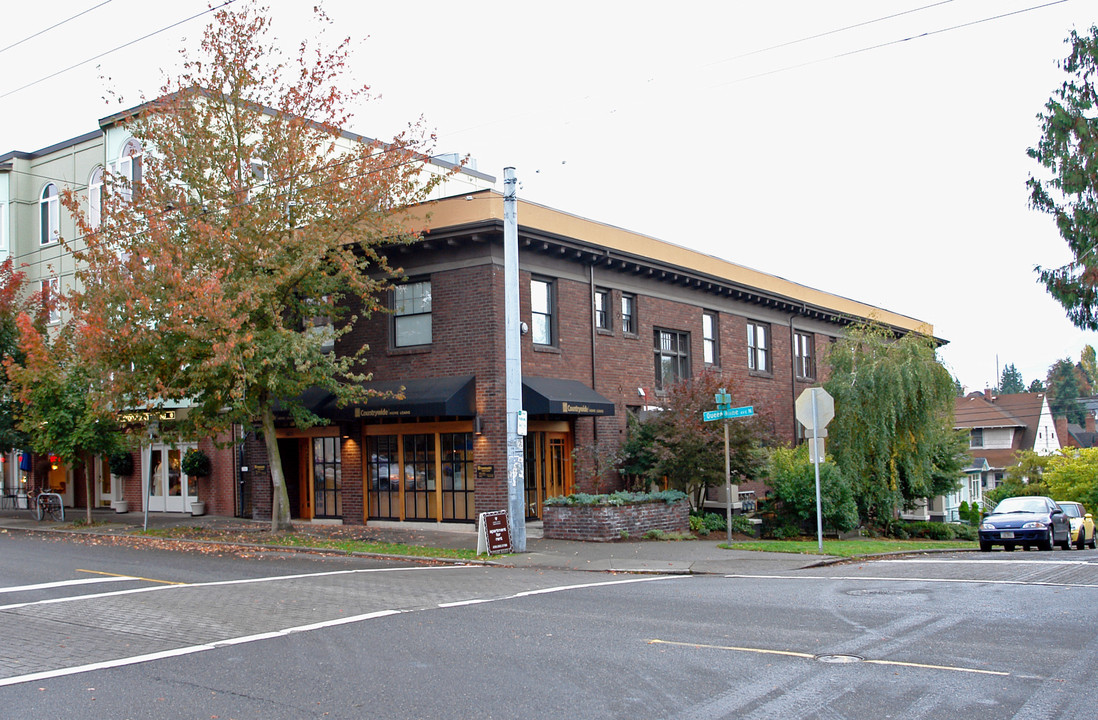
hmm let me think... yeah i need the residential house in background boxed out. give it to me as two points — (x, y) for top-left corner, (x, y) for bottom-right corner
(937, 390), (1062, 520)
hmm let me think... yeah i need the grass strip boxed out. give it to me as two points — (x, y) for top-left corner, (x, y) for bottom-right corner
(719, 538), (976, 557)
(137, 527), (482, 560)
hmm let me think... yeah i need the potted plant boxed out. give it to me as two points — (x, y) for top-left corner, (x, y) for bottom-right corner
(107, 452), (135, 512)
(182, 449), (212, 515)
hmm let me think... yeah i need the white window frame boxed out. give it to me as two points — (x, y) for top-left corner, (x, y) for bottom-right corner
(88, 166), (103, 229)
(621, 293), (637, 335)
(594, 288), (610, 331)
(794, 331), (815, 379)
(40, 184), (60, 245)
(703, 311), (718, 366)
(747, 321), (770, 373)
(110, 138), (143, 204)
(531, 277), (555, 346)
(42, 277), (60, 324)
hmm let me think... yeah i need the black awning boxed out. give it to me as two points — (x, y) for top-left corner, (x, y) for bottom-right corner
(522, 377), (616, 416)
(335, 375), (477, 419)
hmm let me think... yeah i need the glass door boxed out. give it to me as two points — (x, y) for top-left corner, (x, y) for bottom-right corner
(524, 431), (574, 519)
(146, 445), (196, 513)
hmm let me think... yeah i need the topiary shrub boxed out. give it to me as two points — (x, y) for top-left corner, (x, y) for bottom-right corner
(108, 452), (134, 477)
(182, 448), (212, 478)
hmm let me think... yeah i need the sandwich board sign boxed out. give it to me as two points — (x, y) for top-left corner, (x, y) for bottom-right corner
(477, 510), (512, 555)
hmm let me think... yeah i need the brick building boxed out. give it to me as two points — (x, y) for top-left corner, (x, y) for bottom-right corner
(243, 190), (935, 525)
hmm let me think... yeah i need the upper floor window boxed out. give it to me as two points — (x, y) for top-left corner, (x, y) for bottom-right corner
(747, 321), (770, 373)
(621, 293), (637, 335)
(112, 138), (143, 203)
(393, 280), (432, 347)
(248, 158), (270, 201)
(42, 277), (60, 324)
(654, 328), (690, 390)
(531, 277), (555, 346)
(703, 311), (719, 366)
(794, 331), (815, 379)
(88, 166), (104, 229)
(594, 288), (610, 331)
(970, 428), (984, 448)
(40, 184), (60, 245)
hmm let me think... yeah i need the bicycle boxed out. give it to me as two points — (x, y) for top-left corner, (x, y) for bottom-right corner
(28, 490), (65, 522)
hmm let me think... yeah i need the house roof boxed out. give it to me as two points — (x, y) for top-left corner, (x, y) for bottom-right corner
(953, 394), (1027, 430)
(406, 190), (937, 338)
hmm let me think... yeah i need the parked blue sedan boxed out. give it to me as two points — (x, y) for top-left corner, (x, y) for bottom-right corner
(978, 496), (1071, 552)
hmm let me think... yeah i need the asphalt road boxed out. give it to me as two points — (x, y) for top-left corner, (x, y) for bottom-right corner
(2, 532), (1097, 719)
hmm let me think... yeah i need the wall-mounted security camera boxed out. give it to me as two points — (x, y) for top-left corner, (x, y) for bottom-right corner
(520, 321), (529, 335)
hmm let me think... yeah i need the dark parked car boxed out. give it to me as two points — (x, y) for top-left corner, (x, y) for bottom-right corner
(978, 495), (1071, 552)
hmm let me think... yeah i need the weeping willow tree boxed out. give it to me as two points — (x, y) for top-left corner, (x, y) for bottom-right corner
(824, 324), (965, 527)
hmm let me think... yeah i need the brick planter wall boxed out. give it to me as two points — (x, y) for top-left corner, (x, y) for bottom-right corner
(542, 499), (690, 542)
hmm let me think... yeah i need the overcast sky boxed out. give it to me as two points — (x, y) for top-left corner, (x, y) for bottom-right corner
(1, 0), (1092, 392)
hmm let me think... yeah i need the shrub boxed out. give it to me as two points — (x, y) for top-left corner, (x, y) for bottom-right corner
(182, 449), (212, 477)
(765, 445), (859, 533)
(729, 514), (755, 536)
(544, 489), (687, 507)
(108, 452), (134, 477)
(951, 524), (978, 541)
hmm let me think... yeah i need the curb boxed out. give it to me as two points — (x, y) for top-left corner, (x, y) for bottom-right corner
(0, 523), (495, 568)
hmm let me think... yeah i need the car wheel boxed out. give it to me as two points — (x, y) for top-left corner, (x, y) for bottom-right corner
(1089, 532), (1097, 550)
(1060, 530), (1072, 550)
(1039, 532), (1054, 551)
(1077, 532), (1085, 550)
(979, 540), (992, 552)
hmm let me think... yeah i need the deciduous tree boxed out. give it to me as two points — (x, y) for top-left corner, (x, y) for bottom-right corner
(60, 2), (450, 530)
(823, 324), (963, 526)
(1028, 26), (1098, 329)
(8, 318), (124, 524)
(0, 258), (46, 453)
(618, 371), (772, 508)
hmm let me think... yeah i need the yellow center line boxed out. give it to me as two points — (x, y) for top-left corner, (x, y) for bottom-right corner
(647, 639), (1009, 676)
(76, 569), (187, 586)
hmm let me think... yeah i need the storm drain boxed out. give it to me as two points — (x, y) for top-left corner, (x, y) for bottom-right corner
(815, 654), (864, 664)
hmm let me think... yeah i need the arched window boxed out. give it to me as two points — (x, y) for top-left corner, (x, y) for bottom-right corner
(113, 138), (143, 203)
(88, 166), (104, 228)
(40, 183), (59, 245)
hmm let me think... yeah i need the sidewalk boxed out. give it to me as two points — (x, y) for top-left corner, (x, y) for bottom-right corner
(0, 507), (832, 575)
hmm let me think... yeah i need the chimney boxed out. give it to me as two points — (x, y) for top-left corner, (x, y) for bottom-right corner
(1056, 416), (1078, 448)
(983, 388), (993, 401)
(1088, 412), (1096, 434)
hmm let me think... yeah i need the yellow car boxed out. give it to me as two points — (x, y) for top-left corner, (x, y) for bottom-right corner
(1056, 501), (1096, 550)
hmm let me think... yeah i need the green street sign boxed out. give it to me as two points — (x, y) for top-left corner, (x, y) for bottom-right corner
(703, 405), (754, 422)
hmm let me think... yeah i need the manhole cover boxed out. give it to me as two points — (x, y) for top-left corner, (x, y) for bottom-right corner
(815, 654), (864, 664)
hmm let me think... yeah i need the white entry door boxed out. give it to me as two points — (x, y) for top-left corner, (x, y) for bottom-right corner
(146, 446), (198, 513)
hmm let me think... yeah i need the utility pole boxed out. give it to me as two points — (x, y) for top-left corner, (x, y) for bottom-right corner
(504, 167), (526, 552)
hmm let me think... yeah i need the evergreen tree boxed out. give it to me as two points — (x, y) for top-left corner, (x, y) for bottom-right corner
(1047, 358), (1085, 424)
(1029, 26), (1098, 329)
(998, 363), (1025, 394)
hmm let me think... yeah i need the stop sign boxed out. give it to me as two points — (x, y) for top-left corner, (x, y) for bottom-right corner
(796, 387), (834, 430)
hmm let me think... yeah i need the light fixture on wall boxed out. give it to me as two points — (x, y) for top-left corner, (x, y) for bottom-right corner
(473, 416), (483, 436)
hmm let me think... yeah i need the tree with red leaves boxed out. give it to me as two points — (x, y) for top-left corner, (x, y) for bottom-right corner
(59, 2), (453, 530)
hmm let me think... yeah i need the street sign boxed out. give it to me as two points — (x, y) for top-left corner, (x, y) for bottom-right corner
(796, 387), (834, 429)
(703, 405), (754, 422)
(477, 510), (512, 555)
